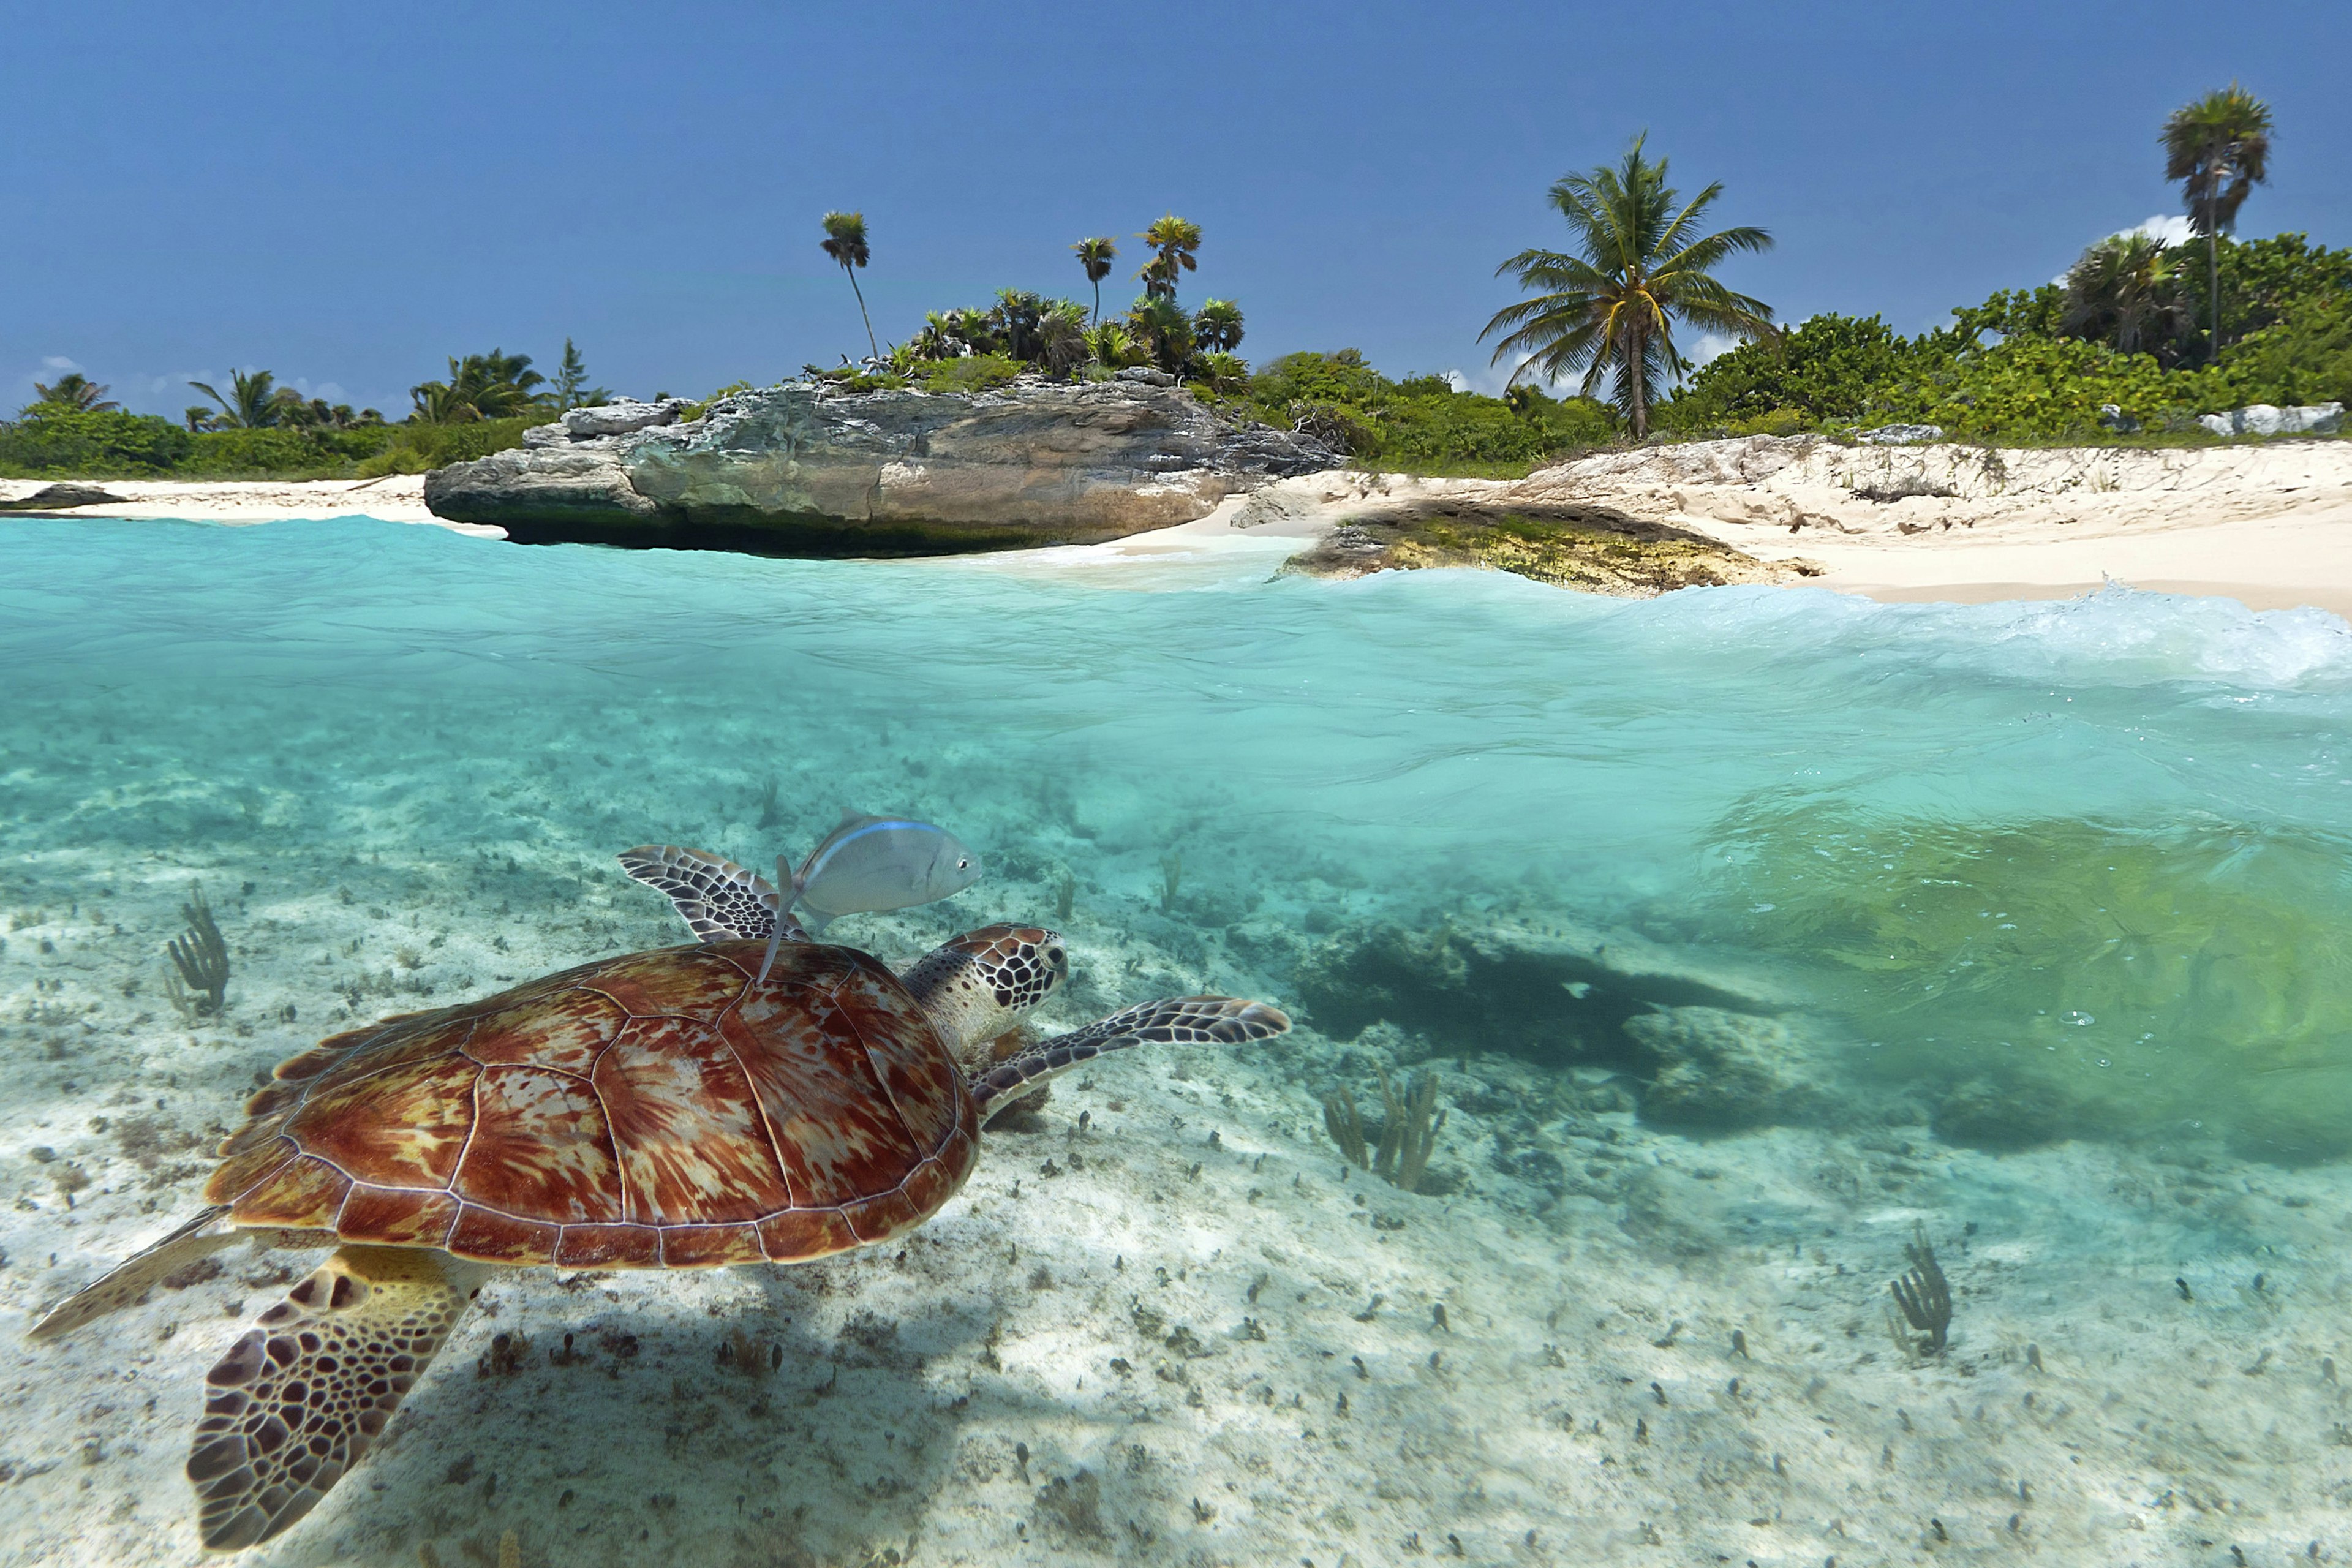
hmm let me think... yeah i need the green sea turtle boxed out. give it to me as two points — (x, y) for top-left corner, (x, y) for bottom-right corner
(32, 846), (1289, 1550)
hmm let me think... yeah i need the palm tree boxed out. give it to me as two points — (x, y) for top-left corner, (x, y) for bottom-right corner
(407, 352), (546, 423)
(1073, 237), (1117, 323)
(2060, 234), (2194, 362)
(30, 372), (119, 413)
(821, 211), (878, 360)
(189, 368), (289, 429)
(1038, 303), (1092, 378)
(2162, 84), (2274, 362)
(1481, 135), (1774, 439)
(1136, 215), (1202, 301)
(1126, 295), (1196, 372)
(1193, 298), (1245, 353)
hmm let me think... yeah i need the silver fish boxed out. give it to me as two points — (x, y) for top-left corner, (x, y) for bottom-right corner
(758, 812), (981, 981)
(794, 811), (981, 929)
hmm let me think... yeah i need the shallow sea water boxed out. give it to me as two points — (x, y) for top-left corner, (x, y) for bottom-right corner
(9, 516), (2352, 1566)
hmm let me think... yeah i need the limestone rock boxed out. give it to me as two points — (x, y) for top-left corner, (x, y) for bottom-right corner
(0, 482), (127, 511)
(1621, 1006), (1839, 1128)
(1857, 424), (1945, 445)
(426, 377), (1335, 556)
(2197, 402), (2343, 439)
(560, 398), (688, 439)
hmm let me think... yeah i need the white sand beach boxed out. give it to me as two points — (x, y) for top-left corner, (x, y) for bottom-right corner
(1234, 436), (2352, 618)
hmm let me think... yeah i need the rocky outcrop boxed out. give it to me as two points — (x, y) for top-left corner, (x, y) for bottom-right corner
(424, 378), (1338, 556)
(2197, 401), (2343, 438)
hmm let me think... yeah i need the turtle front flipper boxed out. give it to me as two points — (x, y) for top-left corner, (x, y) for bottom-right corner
(619, 845), (806, 944)
(189, 1245), (489, 1551)
(971, 995), (1290, 1118)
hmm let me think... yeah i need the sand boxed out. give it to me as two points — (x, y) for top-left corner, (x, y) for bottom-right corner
(1232, 436), (2352, 619)
(0, 477), (450, 529)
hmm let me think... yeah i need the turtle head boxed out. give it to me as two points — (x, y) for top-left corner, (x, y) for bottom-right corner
(899, 924), (1069, 1071)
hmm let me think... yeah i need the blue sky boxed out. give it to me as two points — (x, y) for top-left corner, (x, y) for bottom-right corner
(6, 1), (2348, 417)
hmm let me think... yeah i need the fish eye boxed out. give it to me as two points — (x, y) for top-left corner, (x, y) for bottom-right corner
(957, 858), (970, 869)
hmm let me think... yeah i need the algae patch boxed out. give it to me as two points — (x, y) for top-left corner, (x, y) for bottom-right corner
(1713, 806), (2352, 1161)
(1284, 503), (1815, 595)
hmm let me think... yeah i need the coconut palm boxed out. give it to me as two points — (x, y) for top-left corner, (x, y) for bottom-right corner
(1073, 237), (1118, 323)
(1193, 298), (1245, 353)
(1136, 215), (1202, 302)
(1480, 136), (1774, 439)
(29, 372), (119, 413)
(407, 352), (545, 424)
(2162, 84), (2274, 361)
(190, 369), (290, 429)
(2061, 234), (2195, 363)
(821, 211), (878, 360)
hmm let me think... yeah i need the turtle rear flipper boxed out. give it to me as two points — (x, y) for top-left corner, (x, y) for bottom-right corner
(189, 1245), (488, 1550)
(29, 1205), (241, 1341)
(971, 995), (1289, 1117)
(619, 845), (804, 944)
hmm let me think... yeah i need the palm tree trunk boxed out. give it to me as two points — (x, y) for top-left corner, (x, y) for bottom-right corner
(1627, 321), (1649, 440)
(1091, 279), (1101, 325)
(846, 267), (878, 361)
(2206, 220), (2222, 364)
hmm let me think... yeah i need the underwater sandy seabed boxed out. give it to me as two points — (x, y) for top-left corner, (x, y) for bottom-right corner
(8, 518), (2352, 1567)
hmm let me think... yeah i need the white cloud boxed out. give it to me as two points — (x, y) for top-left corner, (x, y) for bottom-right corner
(40, 355), (82, 372)
(2052, 214), (2200, 283)
(2121, 213), (2195, 246)
(1685, 332), (1740, 369)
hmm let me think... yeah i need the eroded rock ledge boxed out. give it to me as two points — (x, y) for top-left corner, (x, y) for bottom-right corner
(423, 377), (1338, 556)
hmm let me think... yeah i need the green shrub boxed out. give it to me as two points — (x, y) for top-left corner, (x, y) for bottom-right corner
(0, 409), (193, 475)
(913, 355), (1025, 395)
(1237, 351), (1615, 473)
(180, 426), (395, 477)
(1665, 314), (1916, 431)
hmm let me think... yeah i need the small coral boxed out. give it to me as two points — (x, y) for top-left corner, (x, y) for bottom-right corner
(1888, 1223), (1953, 1357)
(165, 882), (230, 1019)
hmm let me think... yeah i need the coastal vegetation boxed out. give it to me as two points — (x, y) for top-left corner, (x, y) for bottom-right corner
(0, 343), (604, 480)
(9, 94), (2342, 484)
(1482, 135), (1776, 438)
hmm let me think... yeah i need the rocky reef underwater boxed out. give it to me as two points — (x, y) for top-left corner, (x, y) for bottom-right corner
(9, 515), (2352, 1566)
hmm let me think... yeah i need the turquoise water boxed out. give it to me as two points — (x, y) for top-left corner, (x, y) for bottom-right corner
(11, 515), (2352, 1564)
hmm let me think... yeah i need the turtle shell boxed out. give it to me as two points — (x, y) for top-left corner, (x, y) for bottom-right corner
(204, 941), (979, 1269)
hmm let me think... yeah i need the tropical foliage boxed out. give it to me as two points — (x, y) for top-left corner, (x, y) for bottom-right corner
(1072, 237), (1117, 323)
(822, 211), (878, 360)
(2163, 83), (2274, 359)
(1235, 350), (1616, 474)
(1661, 223), (2352, 440)
(1483, 135), (1775, 437)
(28, 373), (118, 413)
(406, 350), (546, 423)
(1137, 215), (1202, 301)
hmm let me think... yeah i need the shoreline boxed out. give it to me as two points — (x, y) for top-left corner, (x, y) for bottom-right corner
(11, 438), (2352, 620)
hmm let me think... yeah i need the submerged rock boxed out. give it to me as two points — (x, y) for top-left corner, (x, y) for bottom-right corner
(426, 377), (1338, 557)
(1623, 1005), (1842, 1128)
(1294, 909), (1792, 1065)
